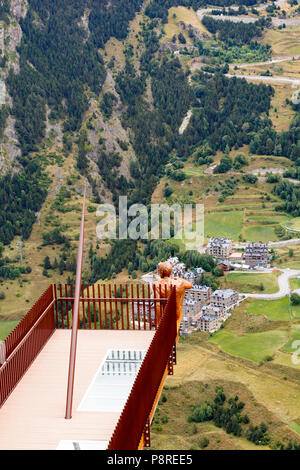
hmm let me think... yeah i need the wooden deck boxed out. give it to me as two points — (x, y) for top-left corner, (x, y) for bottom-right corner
(0, 329), (155, 450)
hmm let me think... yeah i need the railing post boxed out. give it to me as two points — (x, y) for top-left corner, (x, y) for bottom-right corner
(172, 343), (177, 365)
(53, 284), (58, 328)
(168, 349), (174, 375)
(65, 189), (86, 419)
(143, 418), (151, 448)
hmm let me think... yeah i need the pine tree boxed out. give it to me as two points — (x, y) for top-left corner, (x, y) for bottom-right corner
(43, 256), (51, 270)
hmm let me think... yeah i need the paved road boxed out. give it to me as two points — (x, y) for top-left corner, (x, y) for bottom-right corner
(226, 73), (300, 85)
(232, 239), (300, 250)
(235, 56), (300, 68)
(196, 8), (300, 27)
(241, 269), (300, 300)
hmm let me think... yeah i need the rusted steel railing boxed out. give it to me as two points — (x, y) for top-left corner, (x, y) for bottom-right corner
(0, 286), (55, 408)
(65, 189), (86, 420)
(3, 286), (54, 359)
(107, 287), (177, 450)
(0, 282), (169, 410)
(54, 283), (168, 331)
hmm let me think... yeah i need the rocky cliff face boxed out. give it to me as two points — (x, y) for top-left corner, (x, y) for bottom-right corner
(0, 0), (28, 175)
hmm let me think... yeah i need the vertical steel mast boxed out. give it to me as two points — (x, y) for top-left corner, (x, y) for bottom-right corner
(65, 188), (86, 419)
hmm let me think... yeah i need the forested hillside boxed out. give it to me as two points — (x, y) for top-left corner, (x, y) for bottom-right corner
(8, 0), (142, 154)
(201, 15), (270, 43)
(186, 72), (274, 153)
(2, 0), (300, 452)
(0, 0), (299, 295)
(0, 0), (144, 246)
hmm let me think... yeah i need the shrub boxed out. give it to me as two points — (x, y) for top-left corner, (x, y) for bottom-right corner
(291, 293), (300, 306)
(164, 187), (173, 198)
(214, 155), (233, 174)
(188, 402), (214, 423)
(243, 174), (258, 184)
(199, 437), (209, 449)
(245, 422), (270, 445)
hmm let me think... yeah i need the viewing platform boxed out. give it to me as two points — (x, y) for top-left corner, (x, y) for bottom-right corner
(0, 283), (178, 450)
(0, 329), (154, 450)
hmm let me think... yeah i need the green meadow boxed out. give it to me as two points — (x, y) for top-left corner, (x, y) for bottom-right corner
(0, 320), (18, 341)
(210, 328), (288, 363)
(243, 225), (278, 243)
(205, 211), (243, 241)
(282, 326), (300, 353)
(247, 297), (300, 321)
(223, 272), (279, 294)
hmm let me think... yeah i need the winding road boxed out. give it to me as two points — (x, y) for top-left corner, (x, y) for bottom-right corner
(226, 73), (300, 85)
(196, 8), (300, 27)
(234, 55), (300, 68)
(240, 269), (300, 300)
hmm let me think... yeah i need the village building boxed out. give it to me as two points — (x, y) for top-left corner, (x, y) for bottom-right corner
(217, 260), (231, 272)
(165, 257), (205, 283)
(185, 285), (211, 304)
(210, 289), (239, 311)
(182, 299), (200, 317)
(206, 238), (233, 260)
(244, 243), (270, 267)
(197, 314), (220, 333)
(229, 251), (244, 264)
(183, 268), (204, 284)
(202, 305), (225, 321)
(180, 316), (192, 335)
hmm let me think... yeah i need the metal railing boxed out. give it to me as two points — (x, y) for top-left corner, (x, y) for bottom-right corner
(54, 283), (168, 331)
(0, 283), (169, 409)
(0, 286), (55, 408)
(107, 287), (178, 450)
(3, 286), (54, 359)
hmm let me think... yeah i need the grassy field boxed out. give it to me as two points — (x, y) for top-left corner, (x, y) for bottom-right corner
(263, 26), (300, 56)
(291, 278), (300, 290)
(282, 326), (300, 353)
(246, 296), (300, 321)
(0, 320), (18, 341)
(245, 154), (292, 171)
(286, 217), (300, 231)
(289, 421), (300, 436)
(273, 350), (300, 370)
(151, 332), (300, 448)
(151, 151), (294, 245)
(210, 328), (288, 363)
(273, 246), (300, 269)
(221, 272), (280, 294)
(270, 83), (298, 132)
(151, 380), (276, 450)
(163, 6), (209, 43)
(233, 60), (300, 80)
(205, 210), (243, 241)
(243, 225), (278, 243)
